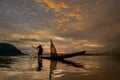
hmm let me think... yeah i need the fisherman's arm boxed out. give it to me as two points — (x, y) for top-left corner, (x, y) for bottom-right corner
(32, 46), (38, 50)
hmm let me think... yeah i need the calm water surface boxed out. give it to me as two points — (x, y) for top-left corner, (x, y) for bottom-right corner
(0, 55), (120, 80)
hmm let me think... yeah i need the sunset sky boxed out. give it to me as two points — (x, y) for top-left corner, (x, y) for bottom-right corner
(0, 0), (120, 53)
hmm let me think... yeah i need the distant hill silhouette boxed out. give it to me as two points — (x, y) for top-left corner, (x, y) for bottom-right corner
(0, 43), (24, 56)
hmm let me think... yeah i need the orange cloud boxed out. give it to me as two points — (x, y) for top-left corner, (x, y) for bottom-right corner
(53, 17), (69, 24)
(83, 42), (103, 48)
(64, 12), (82, 21)
(34, 0), (83, 32)
(52, 15), (83, 32)
(71, 39), (103, 48)
(34, 0), (69, 11)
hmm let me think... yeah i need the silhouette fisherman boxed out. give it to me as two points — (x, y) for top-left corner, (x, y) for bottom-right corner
(33, 45), (43, 57)
(37, 45), (43, 57)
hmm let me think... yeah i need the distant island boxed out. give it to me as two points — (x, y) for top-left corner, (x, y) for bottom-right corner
(0, 43), (25, 56)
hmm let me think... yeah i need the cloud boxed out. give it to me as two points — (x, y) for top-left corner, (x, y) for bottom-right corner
(34, 0), (83, 31)
(0, 0), (120, 53)
(34, 0), (69, 12)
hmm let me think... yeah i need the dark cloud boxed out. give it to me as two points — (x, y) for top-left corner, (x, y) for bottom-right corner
(83, 0), (120, 51)
(4, 38), (40, 43)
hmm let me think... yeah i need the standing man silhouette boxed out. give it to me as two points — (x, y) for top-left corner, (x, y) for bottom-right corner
(36, 45), (43, 57)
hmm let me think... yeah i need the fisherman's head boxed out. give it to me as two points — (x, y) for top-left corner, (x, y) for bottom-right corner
(38, 45), (42, 48)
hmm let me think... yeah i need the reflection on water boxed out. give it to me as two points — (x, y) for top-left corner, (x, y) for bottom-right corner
(0, 55), (120, 80)
(36, 57), (84, 80)
(49, 60), (57, 80)
(0, 57), (13, 68)
(37, 58), (43, 71)
(59, 59), (84, 68)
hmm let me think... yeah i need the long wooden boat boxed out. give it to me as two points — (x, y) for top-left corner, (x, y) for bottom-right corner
(42, 51), (85, 60)
(38, 39), (85, 60)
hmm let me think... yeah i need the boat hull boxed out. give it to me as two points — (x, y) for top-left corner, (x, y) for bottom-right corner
(41, 51), (86, 60)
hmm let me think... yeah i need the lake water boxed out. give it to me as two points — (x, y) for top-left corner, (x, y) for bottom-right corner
(0, 55), (120, 80)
